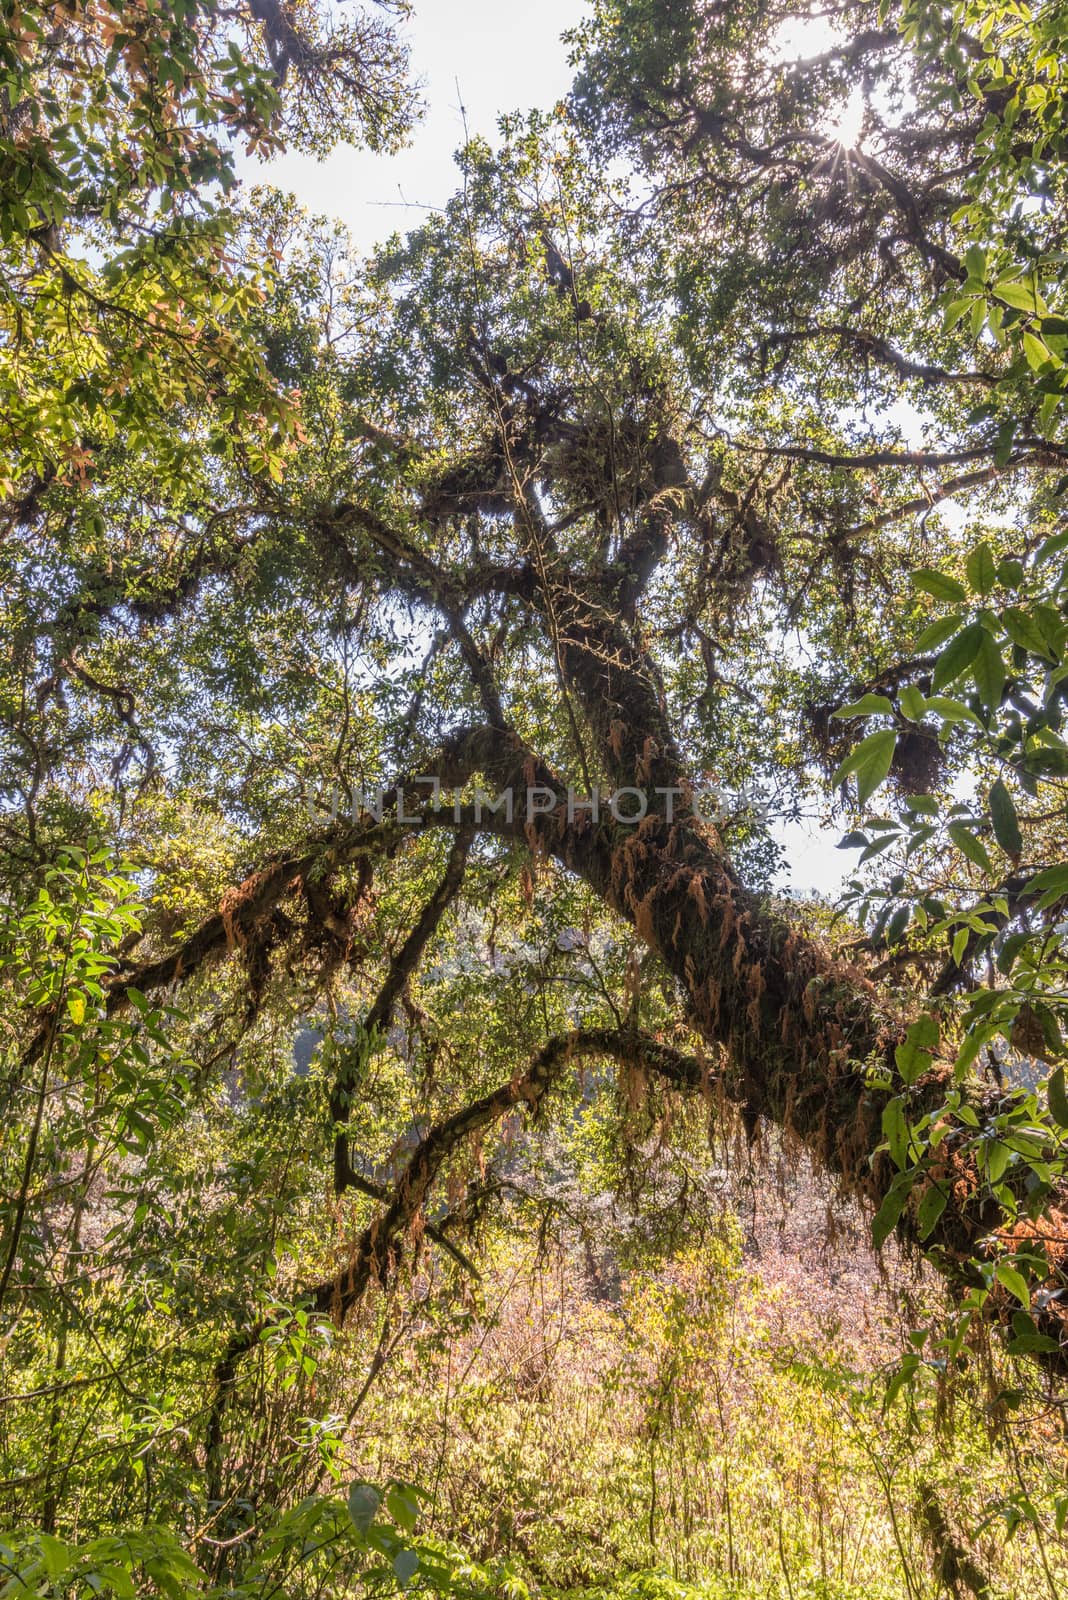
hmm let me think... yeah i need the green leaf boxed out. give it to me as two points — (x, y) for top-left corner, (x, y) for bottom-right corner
(995, 1260), (1031, 1308)
(126, 985), (151, 1015)
(882, 1097), (909, 1168)
(1007, 1331), (1060, 1354)
(914, 613), (963, 651)
(987, 1141), (1011, 1184)
(917, 1183), (947, 1240)
(964, 243), (985, 279)
(872, 1176), (913, 1250)
(832, 728), (897, 806)
(972, 631), (1005, 710)
(895, 1015), (938, 1086)
(932, 623), (985, 690)
(386, 1484), (420, 1533)
(1001, 605), (1055, 660)
(965, 541), (996, 596)
(942, 296), (973, 331)
(394, 1550), (420, 1587)
(884, 1352), (921, 1408)
(989, 779), (1022, 856)
(947, 821), (992, 873)
(832, 694), (894, 719)
(1030, 603), (1064, 652)
(1027, 863), (1068, 896)
(38, 1536), (73, 1581)
(995, 278), (1038, 312)
(898, 684), (927, 721)
(925, 694), (983, 726)
(1023, 330), (1054, 370)
(911, 568), (966, 602)
(860, 833), (898, 863)
(997, 932), (1030, 975)
(1048, 1066), (1068, 1129)
(955, 1024), (996, 1079)
(348, 1482), (381, 1533)
(1027, 747), (1068, 777)
(1035, 529), (1068, 564)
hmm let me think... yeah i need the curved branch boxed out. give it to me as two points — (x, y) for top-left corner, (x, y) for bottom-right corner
(750, 438), (1068, 470)
(763, 323), (997, 389)
(841, 457), (1044, 539)
(205, 1024), (713, 1496)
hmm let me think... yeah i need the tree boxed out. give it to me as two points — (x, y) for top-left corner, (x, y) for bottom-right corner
(3, 0), (1068, 1546)
(1, 0), (415, 494)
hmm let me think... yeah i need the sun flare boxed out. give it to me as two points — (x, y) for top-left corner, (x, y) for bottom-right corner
(825, 85), (866, 149)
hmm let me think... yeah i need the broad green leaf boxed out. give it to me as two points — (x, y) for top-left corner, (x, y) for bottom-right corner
(1027, 863), (1068, 896)
(947, 821), (992, 873)
(394, 1550), (420, 1587)
(386, 1484), (420, 1533)
(989, 779), (1022, 856)
(924, 694), (982, 726)
(995, 1260), (1031, 1309)
(872, 1177), (913, 1250)
(832, 728), (897, 806)
(1027, 747), (1068, 778)
(964, 243), (985, 279)
(987, 1141), (1011, 1184)
(997, 931), (1030, 975)
(126, 986), (151, 1015)
(38, 1536), (73, 1581)
(917, 1183), (947, 1240)
(911, 568), (966, 602)
(1048, 1067), (1068, 1129)
(884, 1352), (921, 1408)
(832, 694), (894, 719)
(942, 296), (973, 330)
(1023, 329), (1053, 369)
(348, 1482), (381, 1533)
(1007, 1331), (1061, 1354)
(932, 623), (985, 690)
(972, 630), (1005, 710)
(1001, 605), (1055, 660)
(882, 1097), (909, 1169)
(965, 541), (996, 596)
(898, 684), (927, 721)
(860, 833), (898, 863)
(895, 1015), (938, 1086)
(914, 613), (963, 651)
(994, 278), (1039, 311)
(1035, 529), (1068, 564)
(97, 1566), (137, 1600)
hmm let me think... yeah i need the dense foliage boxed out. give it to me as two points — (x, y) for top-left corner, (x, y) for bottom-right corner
(2, 2), (1068, 1596)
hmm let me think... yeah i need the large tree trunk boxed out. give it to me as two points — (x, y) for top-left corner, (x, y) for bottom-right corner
(444, 575), (1068, 1369)
(68, 495), (1068, 1378)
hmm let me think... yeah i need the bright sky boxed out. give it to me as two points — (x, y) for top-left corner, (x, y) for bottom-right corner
(239, 1), (857, 898)
(238, 0), (590, 257)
